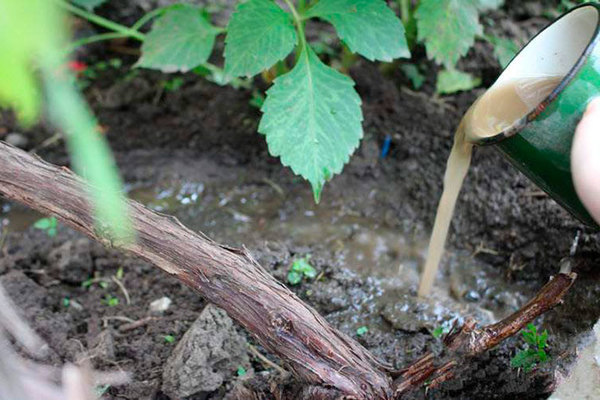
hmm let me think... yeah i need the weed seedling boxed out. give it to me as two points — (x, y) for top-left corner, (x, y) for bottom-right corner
(510, 323), (550, 372)
(164, 334), (175, 344)
(287, 256), (317, 286)
(356, 326), (369, 337)
(62, 297), (70, 308)
(94, 384), (111, 397)
(236, 366), (247, 377)
(102, 294), (119, 307)
(33, 217), (57, 237)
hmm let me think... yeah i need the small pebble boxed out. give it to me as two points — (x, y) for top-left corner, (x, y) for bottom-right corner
(5, 133), (28, 148)
(149, 296), (172, 313)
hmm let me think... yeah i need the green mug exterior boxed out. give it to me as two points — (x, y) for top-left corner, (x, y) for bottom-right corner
(476, 3), (600, 229)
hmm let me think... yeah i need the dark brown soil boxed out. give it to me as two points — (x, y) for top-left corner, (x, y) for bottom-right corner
(1, 1), (599, 399)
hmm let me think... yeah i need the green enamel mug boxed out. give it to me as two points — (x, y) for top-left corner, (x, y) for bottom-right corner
(468, 3), (600, 228)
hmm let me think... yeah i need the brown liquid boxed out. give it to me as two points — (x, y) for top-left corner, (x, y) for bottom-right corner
(417, 75), (563, 297)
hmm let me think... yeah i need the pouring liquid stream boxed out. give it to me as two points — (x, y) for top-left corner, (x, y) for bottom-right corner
(417, 74), (564, 297)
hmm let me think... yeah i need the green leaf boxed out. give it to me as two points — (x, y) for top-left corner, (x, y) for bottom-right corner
(164, 334), (175, 343)
(538, 330), (549, 349)
(287, 270), (303, 285)
(400, 64), (425, 90)
(416, 0), (483, 68)
(432, 326), (444, 338)
(259, 46), (363, 201)
(436, 68), (481, 94)
(486, 35), (519, 68)
(305, 0), (410, 62)
(236, 366), (247, 376)
(224, 0), (297, 77)
(34, 217), (54, 230)
(137, 5), (220, 73)
(356, 326), (368, 336)
(475, 0), (504, 10)
(292, 257), (317, 278)
(0, 0), (62, 124)
(71, 0), (107, 11)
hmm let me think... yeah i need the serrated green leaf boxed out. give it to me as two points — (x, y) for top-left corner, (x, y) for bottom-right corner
(259, 46), (363, 201)
(71, 0), (107, 11)
(487, 35), (519, 68)
(475, 0), (504, 10)
(224, 0), (297, 77)
(305, 0), (409, 62)
(436, 68), (481, 94)
(416, 0), (482, 68)
(137, 5), (219, 73)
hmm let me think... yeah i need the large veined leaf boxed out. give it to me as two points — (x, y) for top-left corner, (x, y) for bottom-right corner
(416, 0), (482, 68)
(224, 0), (297, 77)
(136, 5), (220, 73)
(259, 46), (363, 201)
(305, 0), (410, 62)
(71, 0), (107, 10)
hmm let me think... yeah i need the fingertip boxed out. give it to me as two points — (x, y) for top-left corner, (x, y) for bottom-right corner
(585, 97), (600, 116)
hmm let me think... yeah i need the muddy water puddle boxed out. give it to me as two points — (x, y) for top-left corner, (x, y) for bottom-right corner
(0, 176), (527, 325)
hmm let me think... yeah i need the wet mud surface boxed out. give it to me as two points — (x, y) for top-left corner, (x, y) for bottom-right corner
(1, 1), (600, 399)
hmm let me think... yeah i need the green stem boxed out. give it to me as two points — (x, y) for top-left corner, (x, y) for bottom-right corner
(283, 0), (307, 58)
(399, 0), (411, 26)
(58, 0), (145, 41)
(131, 6), (169, 30)
(67, 32), (132, 53)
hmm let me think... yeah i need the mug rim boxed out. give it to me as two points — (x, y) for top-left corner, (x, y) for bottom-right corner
(473, 2), (600, 146)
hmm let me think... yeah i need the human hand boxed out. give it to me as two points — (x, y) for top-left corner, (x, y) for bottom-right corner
(571, 98), (600, 224)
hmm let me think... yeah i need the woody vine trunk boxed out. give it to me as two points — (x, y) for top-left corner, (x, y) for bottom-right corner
(0, 141), (393, 399)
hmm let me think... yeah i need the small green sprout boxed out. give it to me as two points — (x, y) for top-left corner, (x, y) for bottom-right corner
(161, 77), (184, 92)
(115, 267), (124, 280)
(94, 384), (111, 396)
(287, 256), (317, 286)
(236, 366), (247, 377)
(62, 297), (70, 307)
(356, 326), (369, 337)
(164, 334), (176, 344)
(99, 281), (109, 289)
(431, 325), (452, 339)
(510, 323), (550, 372)
(33, 217), (57, 237)
(102, 294), (119, 307)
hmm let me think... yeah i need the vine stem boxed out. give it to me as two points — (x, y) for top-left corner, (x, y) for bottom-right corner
(66, 32), (132, 53)
(399, 0), (411, 26)
(57, 0), (145, 41)
(131, 6), (169, 30)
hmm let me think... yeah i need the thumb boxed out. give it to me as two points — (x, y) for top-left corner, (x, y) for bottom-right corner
(571, 98), (600, 225)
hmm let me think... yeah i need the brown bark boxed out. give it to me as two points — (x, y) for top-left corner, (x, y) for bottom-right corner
(393, 272), (576, 397)
(0, 141), (392, 399)
(0, 141), (577, 399)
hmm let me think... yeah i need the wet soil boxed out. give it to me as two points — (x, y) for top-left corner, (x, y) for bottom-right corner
(1, 1), (600, 399)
